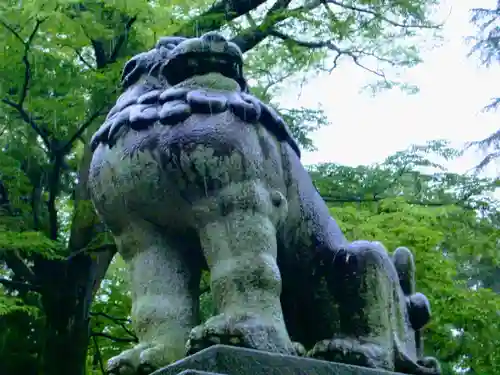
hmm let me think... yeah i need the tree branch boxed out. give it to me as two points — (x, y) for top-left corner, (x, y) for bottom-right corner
(0, 179), (37, 283)
(269, 29), (388, 79)
(2, 250), (37, 283)
(264, 0), (294, 24)
(0, 18), (24, 44)
(91, 331), (138, 343)
(199, 285), (211, 295)
(0, 17), (44, 109)
(230, 0), (295, 53)
(60, 15), (134, 152)
(173, 0), (268, 37)
(0, 18), (52, 151)
(66, 243), (116, 260)
(372, 166), (410, 200)
(92, 335), (106, 375)
(109, 15), (138, 63)
(74, 48), (95, 70)
(91, 39), (107, 69)
(90, 311), (137, 341)
(18, 18), (44, 106)
(229, 0), (440, 54)
(324, 0), (439, 29)
(473, 150), (500, 172)
(231, 28), (270, 54)
(0, 277), (41, 292)
(322, 195), (474, 209)
(0, 99), (52, 150)
(90, 311), (131, 323)
(61, 92), (117, 153)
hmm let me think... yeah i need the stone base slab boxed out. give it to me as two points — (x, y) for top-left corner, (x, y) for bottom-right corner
(154, 345), (406, 375)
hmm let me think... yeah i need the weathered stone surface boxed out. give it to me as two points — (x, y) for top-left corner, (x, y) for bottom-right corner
(176, 370), (225, 375)
(154, 345), (405, 375)
(89, 31), (440, 375)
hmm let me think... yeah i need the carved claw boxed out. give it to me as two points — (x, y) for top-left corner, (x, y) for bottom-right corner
(186, 318), (244, 355)
(395, 347), (442, 375)
(308, 338), (391, 370)
(106, 341), (176, 375)
(292, 341), (307, 357)
(417, 357), (442, 374)
(106, 343), (151, 375)
(185, 312), (296, 356)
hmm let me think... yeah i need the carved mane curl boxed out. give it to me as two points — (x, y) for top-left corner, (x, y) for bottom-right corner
(90, 37), (300, 157)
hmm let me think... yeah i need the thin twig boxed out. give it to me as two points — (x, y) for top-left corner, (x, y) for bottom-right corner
(18, 18), (44, 106)
(61, 87), (119, 153)
(0, 17), (52, 151)
(269, 30), (388, 79)
(90, 311), (137, 341)
(0, 277), (41, 292)
(325, 0), (440, 29)
(1, 99), (52, 150)
(92, 335), (106, 375)
(109, 16), (138, 63)
(74, 48), (95, 70)
(90, 311), (131, 323)
(91, 331), (138, 343)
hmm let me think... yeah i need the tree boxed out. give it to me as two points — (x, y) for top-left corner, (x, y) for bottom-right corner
(468, 3), (500, 171)
(0, 0), (442, 374)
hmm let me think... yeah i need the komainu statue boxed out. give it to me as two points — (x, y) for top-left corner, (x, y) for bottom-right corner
(88, 32), (441, 375)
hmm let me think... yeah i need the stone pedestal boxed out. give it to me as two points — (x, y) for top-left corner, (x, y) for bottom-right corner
(153, 345), (405, 375)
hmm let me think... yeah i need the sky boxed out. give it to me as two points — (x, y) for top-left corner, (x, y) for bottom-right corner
(279, 0), (499, 179)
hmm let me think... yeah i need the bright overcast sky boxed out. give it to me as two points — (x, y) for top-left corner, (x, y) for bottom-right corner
(279, 0), (499, 178)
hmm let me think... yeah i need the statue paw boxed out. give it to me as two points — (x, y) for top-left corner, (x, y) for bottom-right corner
(185, 312), (296, 356)
(106, 341), (175, 375)
(307, 337), (392, 370)
(395, 355), (442, 375)
(417, 357), (441, 374)
(292, 341), (307, 356)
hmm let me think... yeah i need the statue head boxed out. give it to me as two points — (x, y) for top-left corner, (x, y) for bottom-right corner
(120, 32), (248, 92)
(90, 32), (300, 157)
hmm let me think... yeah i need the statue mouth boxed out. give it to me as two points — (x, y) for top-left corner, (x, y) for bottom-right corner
(159, 33), (246, 90)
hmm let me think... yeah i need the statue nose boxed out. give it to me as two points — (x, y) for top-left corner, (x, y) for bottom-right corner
(200, 32), (228, 52)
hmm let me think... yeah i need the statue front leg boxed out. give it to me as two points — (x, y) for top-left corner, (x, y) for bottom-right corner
(107, 221), (200, 375)
(309, 241), (440, 375)
(309, 241), (399, 369)
(186, 181), (297, 355)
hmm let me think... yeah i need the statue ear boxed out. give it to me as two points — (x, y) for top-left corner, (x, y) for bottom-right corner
(121, 49), (163, 88)
(393, 247), (432, 331)
(392, 246), (415, 296)
(121, 54), (142, 89)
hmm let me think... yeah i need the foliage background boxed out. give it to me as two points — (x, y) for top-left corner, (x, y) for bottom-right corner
(0, 0), (498, 374)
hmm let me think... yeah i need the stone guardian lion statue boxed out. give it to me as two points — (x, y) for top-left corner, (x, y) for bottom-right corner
(88, 32), (441, 375)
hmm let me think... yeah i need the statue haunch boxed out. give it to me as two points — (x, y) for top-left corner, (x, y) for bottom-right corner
(88, 32), (440, 375)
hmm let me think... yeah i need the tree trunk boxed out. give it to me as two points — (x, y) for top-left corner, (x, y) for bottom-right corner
(38, 146), (115, 375)
(38, 254), (115, 375)
(37, 256), (93, 375)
